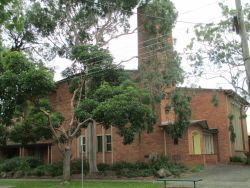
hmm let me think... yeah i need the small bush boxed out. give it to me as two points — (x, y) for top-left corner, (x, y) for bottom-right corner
(48, 161), (63, 177)
(71, 159), (89, 175)
(150, 155), (169, 171)
(245, 152), (250, 165)
(190, 165), (204, 173)
(230, 156), (243, 163)
(25, 157), (42, 168)
(97, 163), (110, 172)
(111, 161), (135, 171)
(102, 155), (187, 178)
(31, 165), (48, 176)
(0, 157), (43, 173)
(0, 157), (29, 172)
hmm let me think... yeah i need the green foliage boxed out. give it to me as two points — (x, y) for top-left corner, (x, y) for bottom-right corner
(0, 51), (54, 126)
(138, 0), (183, 107)
(0, 157), (188, 178)
(27, 2), (59, 37)
(97, 163), (111, 172)
(228, 114), (236, 143)
(47, 161), (63, 177)
(142, 0), (177, 37)
(93, 82), (156, 144)
(30, 161), (64, 177)
(211, 94), (219, 107)
(0, 180), (162, 187)
(9, 99), (61, 145)
(71, 45), (113, 65)
(0, 125), (8, 145)
(239, 114), (247, 120)
(186, 1), (250, 96)
(98, 156), (187, 178)
(230, 156), (244, 163)
(0, 50), (56, 146)
(164, 90), (192, 144)
(245, 152), (250, 165)
(71, 159), (89, 175)
(0, 0), (145, 59)
(0, 157), (42, 173)
(0, 0), (12, 25)
(189, 165), (204, 173)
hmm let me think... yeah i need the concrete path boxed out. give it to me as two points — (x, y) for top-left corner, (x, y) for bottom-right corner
(167, 164), (250, 188)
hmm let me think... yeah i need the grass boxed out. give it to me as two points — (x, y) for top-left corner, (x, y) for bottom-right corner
(0, 179), (162, 188)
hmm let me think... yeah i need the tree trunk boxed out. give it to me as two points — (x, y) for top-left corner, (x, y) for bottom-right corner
(87, 120), (98, 173)
(63, 145), (71, 182)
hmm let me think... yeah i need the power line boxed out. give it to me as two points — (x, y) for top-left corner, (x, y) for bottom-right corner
(70, 47), (192, 78)
(84, 0), (210, 25)
(72, 36), (173, 65)
(178, 1), (219, 15)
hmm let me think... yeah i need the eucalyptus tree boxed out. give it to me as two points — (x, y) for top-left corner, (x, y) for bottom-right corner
(41, 45), (155, 181)
(1, 0), (190, 181)
(185, 1), (250, 97)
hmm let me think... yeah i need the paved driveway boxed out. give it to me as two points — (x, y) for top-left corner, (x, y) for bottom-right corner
(167, 165), (250, 188)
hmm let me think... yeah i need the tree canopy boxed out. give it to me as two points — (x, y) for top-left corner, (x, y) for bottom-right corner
(186, 1), (250, 97)
(0, 50), (55, 145)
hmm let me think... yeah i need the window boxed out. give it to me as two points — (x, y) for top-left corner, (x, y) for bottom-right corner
(78, 136), (86, 153)
(97, 135), (112, 152)
(106, 135), (112, 152)
(192, 131), (201, 155)
(97, 136), (103, 152)
(204, 134), (214, 154)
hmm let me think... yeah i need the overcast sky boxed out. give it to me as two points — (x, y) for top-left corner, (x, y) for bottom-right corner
(50, 0), (226, 81)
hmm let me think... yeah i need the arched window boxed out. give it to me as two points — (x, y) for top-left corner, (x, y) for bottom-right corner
(192, 131), (201, 155)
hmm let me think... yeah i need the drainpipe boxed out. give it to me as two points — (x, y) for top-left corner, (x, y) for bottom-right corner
(111, 126), (114, 164)
(102, 126), (105, 163)
(164, 131), (167, 156)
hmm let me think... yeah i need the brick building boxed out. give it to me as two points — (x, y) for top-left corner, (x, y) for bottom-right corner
(0, 6), (249, 165)
(1, 81), (248, 165)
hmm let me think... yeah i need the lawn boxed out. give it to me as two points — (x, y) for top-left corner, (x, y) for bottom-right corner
(0, 179), (162, 188)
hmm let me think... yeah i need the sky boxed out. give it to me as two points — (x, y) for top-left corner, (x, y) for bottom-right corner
(48, 0), (250, 132)
(50, 0), (225, 81)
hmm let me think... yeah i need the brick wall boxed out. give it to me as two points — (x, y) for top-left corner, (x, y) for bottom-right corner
(187, 89), (231, 163)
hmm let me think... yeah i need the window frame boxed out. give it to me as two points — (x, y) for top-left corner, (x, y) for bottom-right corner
(97, 134), (112, 152)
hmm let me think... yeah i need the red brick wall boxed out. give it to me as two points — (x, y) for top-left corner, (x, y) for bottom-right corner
(165, 124), (218, 165)
(188, 90), (231, 163)
(47, 80), (248, 165)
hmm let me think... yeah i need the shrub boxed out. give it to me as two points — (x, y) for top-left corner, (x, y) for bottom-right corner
(47, 161), (63, 177)
(245, 152), (250, 165)
(230, 156), (243, 163)
(31, 165), (48, 176)
(0, 157), (30, 172)
(149, 155), (170, 171)
(190, 165), (204, 173)
(97, 163), (110, 172)
(0, 157), (43, 173)
(111, 161), (135, 171)
(25, 157), (42, 168)
(71, 159), (89, 175)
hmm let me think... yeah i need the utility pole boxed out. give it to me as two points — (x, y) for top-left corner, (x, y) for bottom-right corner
(235, 0), (250, 91)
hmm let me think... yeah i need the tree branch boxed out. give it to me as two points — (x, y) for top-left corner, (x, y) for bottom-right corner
(117, 56), (138, 66)
(101, 27), (138, 47)
(70, 118), (93, 138)
(40, 109), (69, 155)
(69, 88), (79, 131)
